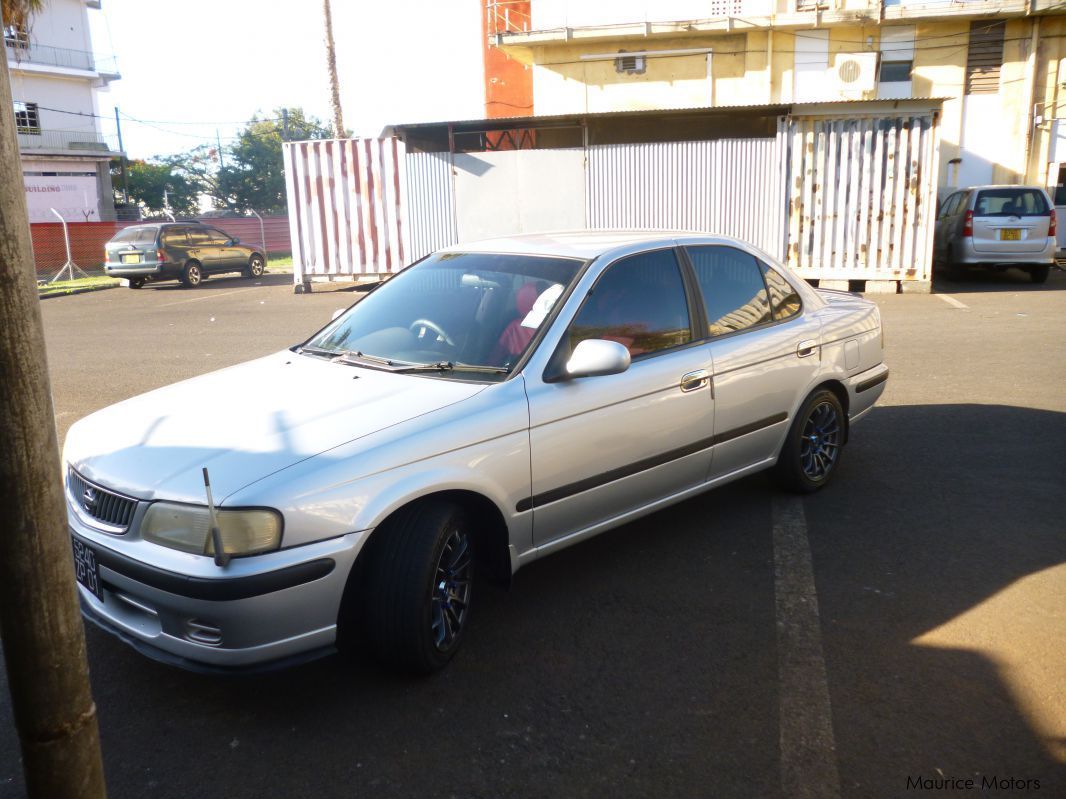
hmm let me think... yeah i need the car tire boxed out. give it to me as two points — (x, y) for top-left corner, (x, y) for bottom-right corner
(128, 277), (145, 289)
(358, 500), (474, 673)
(180, 261), (202, 288)
(246, 254), (265, 278)
(776, 389), (846, 494)
(1030, 265), (1050, 284)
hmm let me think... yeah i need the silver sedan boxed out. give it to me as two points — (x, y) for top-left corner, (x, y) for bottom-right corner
(63, 232), (888, 673)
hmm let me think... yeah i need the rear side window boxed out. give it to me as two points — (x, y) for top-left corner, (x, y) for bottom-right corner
(111, 227), (158, 245)
(161, 227), (188, 246)
(568, 249), (692, 358)
(760, 263), (802, 321)
(686, 246), (771, 336)
(187, 227), (211, 245)
(974, 188), (1049, 217)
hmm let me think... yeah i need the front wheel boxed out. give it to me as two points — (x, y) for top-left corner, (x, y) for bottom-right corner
(357, 500), (474, 673)
(1030, 265), (1050, 284)
(246, 254), (265, 278)
(776, 389), (846, 494)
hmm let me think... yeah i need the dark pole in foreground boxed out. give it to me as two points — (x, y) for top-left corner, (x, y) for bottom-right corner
(0, 52), (107, 799)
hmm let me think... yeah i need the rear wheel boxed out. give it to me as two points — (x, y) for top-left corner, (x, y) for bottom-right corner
(946, 248), (966, 282)
(128, 277), (145, 289)
(776, 389), (846, 494)
(1030, 265), (1050, 284)
(180, 261), (202, 288)
(246, 254), (265, 278)
(356, 500), (474, 673)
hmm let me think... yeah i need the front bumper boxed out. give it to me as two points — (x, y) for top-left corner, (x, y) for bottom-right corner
(956, 238), (1056, 266)
(72, 527), (366, 670)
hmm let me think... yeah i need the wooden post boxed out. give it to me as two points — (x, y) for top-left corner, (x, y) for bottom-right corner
(0, 49), (107, 799)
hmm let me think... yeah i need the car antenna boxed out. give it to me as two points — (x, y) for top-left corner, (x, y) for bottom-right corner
(202, 467), (230, 568)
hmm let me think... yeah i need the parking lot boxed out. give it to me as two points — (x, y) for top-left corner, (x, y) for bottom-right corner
(2, 268), (1065, 798)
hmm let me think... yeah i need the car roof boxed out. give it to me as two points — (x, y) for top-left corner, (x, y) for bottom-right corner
(442, 230), (762, 261)
(956, 185), (1050, 192)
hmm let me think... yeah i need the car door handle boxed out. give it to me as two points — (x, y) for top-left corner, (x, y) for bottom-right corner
(797, 339), (819, 358)
(680, 369), (710, 393)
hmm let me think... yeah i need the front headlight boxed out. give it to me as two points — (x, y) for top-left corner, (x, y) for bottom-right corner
(140, 503), (282, 556)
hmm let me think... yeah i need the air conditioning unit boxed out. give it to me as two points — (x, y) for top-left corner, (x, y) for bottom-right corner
(832, 52), (878, 99)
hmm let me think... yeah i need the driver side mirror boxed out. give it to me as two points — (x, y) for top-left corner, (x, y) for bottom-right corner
(565, 339), (631, 379)
(230, 237), (240, 245)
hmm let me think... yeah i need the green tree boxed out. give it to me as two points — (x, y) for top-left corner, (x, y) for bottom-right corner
(216, 108), (331, 213)
(112, 158), (200, 217)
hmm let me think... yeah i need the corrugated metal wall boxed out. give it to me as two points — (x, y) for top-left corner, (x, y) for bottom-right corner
(586, 138), (788, 260)
(283, 138), (407, 281)
(405, 152), (458, 261)
(784, 114), (940, 282)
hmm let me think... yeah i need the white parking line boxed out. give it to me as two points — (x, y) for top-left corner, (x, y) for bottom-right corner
(772, 494), (841, 799)
(158, 288), (259, 307)
(936, 294), (968, 309)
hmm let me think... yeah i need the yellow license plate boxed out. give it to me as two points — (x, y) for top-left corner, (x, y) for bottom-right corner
(120, 253), (142, 264)
(1000, 229), (1021, 241)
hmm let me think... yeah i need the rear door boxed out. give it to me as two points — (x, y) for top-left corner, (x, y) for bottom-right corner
(185, 226), (212, 268)
(683, 245), (821, 480)
(971, 187), (1051, 254)
(933, 193), (960, 259)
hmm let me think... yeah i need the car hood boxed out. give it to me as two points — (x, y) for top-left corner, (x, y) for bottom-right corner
(64, 350), (486, 504)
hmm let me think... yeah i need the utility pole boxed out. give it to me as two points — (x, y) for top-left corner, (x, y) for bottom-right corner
(0, 52), (107, 799)
(323, 0), (346, 138)
(216, 129), (225, 169)
(114, 106), (129, 204)
(281, 108), (289, 142)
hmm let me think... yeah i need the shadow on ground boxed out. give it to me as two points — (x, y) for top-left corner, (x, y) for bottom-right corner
(933, 265), (1066, 294)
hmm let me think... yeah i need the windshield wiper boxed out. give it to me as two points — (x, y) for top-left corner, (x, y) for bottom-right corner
(295, 343), (343, 359)
(332, 350), (403, 368)
(391, 361), (510, 375)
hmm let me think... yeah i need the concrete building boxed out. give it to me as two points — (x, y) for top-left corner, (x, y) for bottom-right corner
(6, 0), (122, 223)
(484, 0), (1066, 197)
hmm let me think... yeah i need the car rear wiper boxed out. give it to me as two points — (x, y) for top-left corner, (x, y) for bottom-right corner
(390, 361), (510, 375)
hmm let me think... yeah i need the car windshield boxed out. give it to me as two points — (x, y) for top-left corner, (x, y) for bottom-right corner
(974, 189), (1049, 217)
(302, 252), (583, 379)
(111, 227), (159, 245)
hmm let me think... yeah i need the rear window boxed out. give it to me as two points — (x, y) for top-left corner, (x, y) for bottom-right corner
(974, 189), (1049, 217)
(111, 227), (159, 245)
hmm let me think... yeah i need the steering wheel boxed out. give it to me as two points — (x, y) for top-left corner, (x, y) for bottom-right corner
(408, 318), (456, 348)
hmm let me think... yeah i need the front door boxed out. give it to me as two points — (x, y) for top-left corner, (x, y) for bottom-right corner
(526, 248), (715, 547)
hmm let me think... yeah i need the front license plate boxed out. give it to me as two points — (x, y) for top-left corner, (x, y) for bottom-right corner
(71, 537), (103, 601)
(1000, 229), (1021, 241)
(120, 253), (142, 264)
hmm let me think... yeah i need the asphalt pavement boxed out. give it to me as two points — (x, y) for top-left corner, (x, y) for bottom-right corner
(1, 268), (1064, 798)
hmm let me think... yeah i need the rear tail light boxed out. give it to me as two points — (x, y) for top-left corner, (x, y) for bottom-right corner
(1050, 209), (1057, 237)
(962, 210), (973, 238)
(156, 249), (168, 263)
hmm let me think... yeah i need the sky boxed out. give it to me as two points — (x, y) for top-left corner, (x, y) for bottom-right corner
(88, 0), (485, 160)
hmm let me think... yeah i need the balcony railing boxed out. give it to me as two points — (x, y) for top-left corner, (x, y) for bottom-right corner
(5, 40), (118, 75)
(17, 128), (120, 154)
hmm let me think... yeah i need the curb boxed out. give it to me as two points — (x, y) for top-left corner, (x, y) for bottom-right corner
(38, 283), (120, 300)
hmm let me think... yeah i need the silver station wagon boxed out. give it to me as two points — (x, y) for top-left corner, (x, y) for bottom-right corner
(64, 232), (888, 673)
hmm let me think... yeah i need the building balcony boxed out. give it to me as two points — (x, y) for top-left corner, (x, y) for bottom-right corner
(489, 0), (1036, 47)
(17, 128), (122, 157)
(5, 40), (120, 81)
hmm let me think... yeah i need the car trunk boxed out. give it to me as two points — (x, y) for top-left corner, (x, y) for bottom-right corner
(106, 228), (160, 265)
(971, 188), (1050, 254)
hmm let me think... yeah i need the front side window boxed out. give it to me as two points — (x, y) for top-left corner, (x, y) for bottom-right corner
(686, 246), (771, 336)
(307, 252), (582, 378)
(760, 263), (802, 321)
(567, 249), (692, 359)
(204, 228), (232, 245)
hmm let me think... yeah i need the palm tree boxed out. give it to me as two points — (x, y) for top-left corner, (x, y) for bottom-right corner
(323, 0), (346, 138)
(0, 2), (107, 797)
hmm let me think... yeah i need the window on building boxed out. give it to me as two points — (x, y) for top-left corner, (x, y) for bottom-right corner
(685, 246), (772, 336)
(13, 101), (40, 134)
(966, 20), (1005, 95)
(3, 24), (29, 50)
(615, 52), (646, 75)
(877, 26), (915, 100)
(567, 249), (691, 358)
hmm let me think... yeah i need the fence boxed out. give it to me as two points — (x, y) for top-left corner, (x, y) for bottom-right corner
(29, 214), (291, 277)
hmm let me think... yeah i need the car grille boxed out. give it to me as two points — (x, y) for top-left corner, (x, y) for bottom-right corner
(68, 469), (136, 532)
